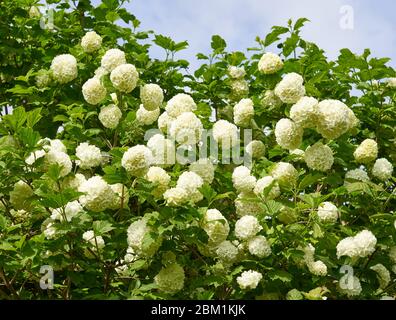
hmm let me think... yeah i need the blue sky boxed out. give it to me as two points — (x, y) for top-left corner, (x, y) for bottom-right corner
(126, 0), (396, 70)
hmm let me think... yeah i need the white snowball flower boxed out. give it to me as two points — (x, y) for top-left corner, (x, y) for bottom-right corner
(339, 275), (362, 297)
(202, 209), (230, 245)
(290, 148), (305, 161)
(189, 158), (215, 184)
(50, 54), (78, 84)
(82, 78), (107, 105)
(308, 260), (328, 276)
(81, 31), (102, 53)
(127, 217), (161, 257)
(158, 112), (175, 134)
(140, 84), (164, 111)
(235, 192), (264, 217)
(230, 79), (249, 99)
(258, 52), (283, 74)
(136, 104), (160, 125)
(43, 220), (57, 239)
(271, 162), (298, 187)
(101, 48), (126, 72)
(165, 93), (197, 118)
(108, 183), (129, 209)
(147, 134), (175, 166)
(353, 139), (378, 164)
(235, 215), (262, 240)
(237, 270), (263, 290)
(336, 230), (377, 259)
(370, 264), (391, 289)
(289, 96), (318, 128)
(228, 66), (246, 79)
(304, 142), (334, 172)
(110, 63), (139, 93)
(247, 235), (271, 258)
(169, 112), (203, 145)
(154, 263), (185, 294)
(51, 200), (83, 222)
(212, 120), (239, 149)
(94, 66), (109, 80)
(62, 173), (86, 190)
(317, 202), (339, 223)
(275, 118), (303, 150)
(78, 176), (114, 212)
(176, 171), (204, 203)
(372, 158), (393, 181)
(274, 73), (305, 104)
(261, 90), (282, 108)
(216, 241), (239, 263)
(315, 100), (355, 139)
(163, 187), (189, 206)
(9, 180), (33, 210)
(145, 166), (171, 198)
(232, 166), (257, 193)
(76, 142), (102, 169)
(245, 140), (265, 159)
(25, 149), (46, 165)
(82, 230), (105, 249)
(35, 69), (51, 88)
(45, 150), (72, 177)
(41, 138), (67, 153)
(121, 145), (153, 177)
(387, 78), (396, 88)
(98, 104), (122, 129)
(254, 176), (281, 200)
(233, 98), (254, 127)
(345, 169), (370, 184)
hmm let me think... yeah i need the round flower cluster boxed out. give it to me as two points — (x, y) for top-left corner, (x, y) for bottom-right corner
(370, 264), (391, 289)
(9, 180), (34, 210)
(304, 142), (334, 172)
(258, 52), (283, 74)
(176, 171), (204, 203)
(202, 209), (230, 245)
(245, 140), (265, 159)
(235, 215), (262, 240)
(101, 48), (126, 72)
(76, 142), (102, 169)
(154, 262), (185, 294)
(303, 244), (328, 276)
(81, 31), (102, 53)
(51, 200), (83, 222)
(45, 150), (72, 177)
(169, 112), (203, 145)
(345, 168), (370, 183)
(98, 104), (122, 129)
(317, 202), (339, 223)
(247, 235), (271, 258)
(315, 100), (356, 139)
(158, 112), (174, 134)
(230, 79), (249, 100)
(147, 134), (175, 167)
(338, 275), (362, 297)
(289, 96), (318, 128)
(371, 158), (393, 181)
(127, 217), (161, 257)
(336, 230), (377, 259)
(228, 66), (246, 79)
(140, 84), (164, 111)
(82, 230), (105, 249)
(261, 90), (282, 109)
(136, 104), (160, 125)
(233, 98), (254, 127)
(62, 173), (86, 190)
(165, 93), (197, 118)
(82, 78), (107, 105)
(270, 162), (298, 187)
(50, 54), (78, 84)
(163, 187), (189, 206)
(189, 158), (215, 184)
(254, 176), (281, 200)
(35, 69), (51, 89)
(110, 63), (139, 93)
(78, 176), (114, 212)
(212, 120), (239, 149)
(236, 270), (263, 290)
(275, 118), (303, 150)
(274, 73), (305, 104)
(232, 166), (257, 193)
(353, 139), (378, 164)
(145, 166), (171, 198)
(216, 241), (239, 263)
(121, 145), (153, 177)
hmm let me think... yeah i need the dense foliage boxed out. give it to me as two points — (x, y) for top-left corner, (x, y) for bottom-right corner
(1, 0), (396, 300)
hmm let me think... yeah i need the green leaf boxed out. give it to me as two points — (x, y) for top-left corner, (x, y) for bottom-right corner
(264, 26), (289, 47)
(93, 220), (115, 236)
(26, 108), (42, 128)
(294, 18), (310, 31)
(267, 270), (293, 282)
(211, 35), (226, 52)
(299, 173), (323, 189)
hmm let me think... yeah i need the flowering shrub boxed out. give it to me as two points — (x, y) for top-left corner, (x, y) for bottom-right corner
(0, 1), (396, 300)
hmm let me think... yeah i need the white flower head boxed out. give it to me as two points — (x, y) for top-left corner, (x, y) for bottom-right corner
(304, 142), (334, 172)
(258, 52), (283, 74)
(247, 235), (271, 258)
(169, 112), (203, 145)
(274, 73), (305, 104)
(82, 78), (107, 105)
(237, 270), (262, 290)
(50, 54), (78, 84)
(235, 215), (262, 240)
(121, 145), (153, 177)
(140, 84), (164, 111)
(101, 48), (126, 72)
(136, 104), (160, 125)
(165, 93), (197, 118)
(99, 104), (122, 129)
(353, 139), (378, 164)
(275, 118), (303, 150)
(317, 202), (339, 223)
(76, 142), (102, 169)
(81, 31), (102, 53)
(289, 96), (318, 128)
(110, 63), (139, 93)
(78, 176), (114, 212)
(372, 158), (393, 181)
(233, 98), (254, 127)
(232, 166), (257, 193)
(212, 120), (239, 149)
